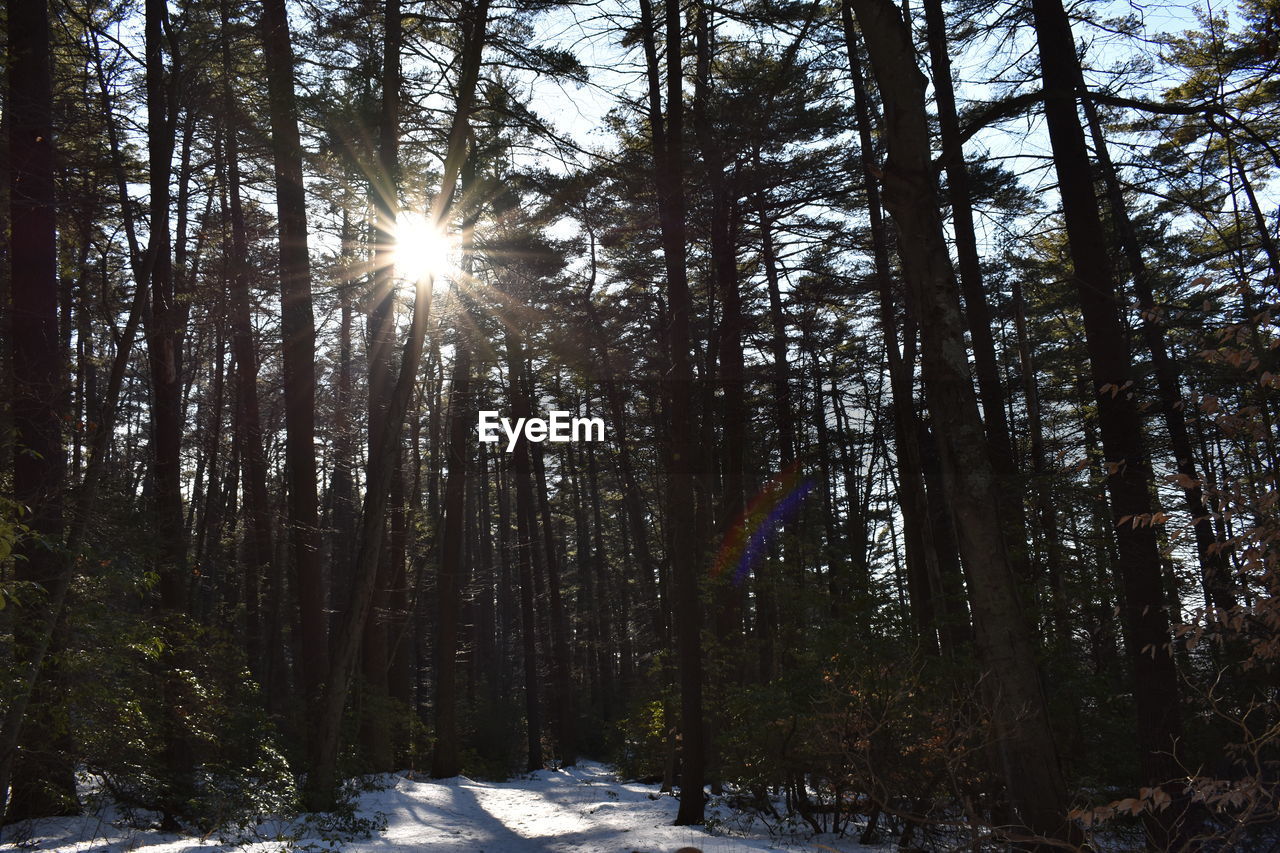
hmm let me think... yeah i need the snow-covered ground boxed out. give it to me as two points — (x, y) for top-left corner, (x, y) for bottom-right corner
(1, 763), (884, 852)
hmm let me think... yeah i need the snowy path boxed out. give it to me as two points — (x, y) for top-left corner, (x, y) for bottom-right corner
(3, 762), (878, 853)
(340, 763), (871, 852)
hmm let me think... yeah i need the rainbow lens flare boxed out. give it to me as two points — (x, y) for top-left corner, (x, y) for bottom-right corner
(710, 462), (815, 586)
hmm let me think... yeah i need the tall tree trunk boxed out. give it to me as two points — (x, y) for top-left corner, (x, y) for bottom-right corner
(532, 438), (576, 767)
(192, 279), (227, 620)
(844, 0), (1073, 841)
(566, 440), (601, 723)
(501, 298), (545, 771)
(368, 0), (402, 464)
(811, 363), (844, 603)
(329, 208), (358, 650)
(387, 461), (413, 708)
(145, 0), (186, 613)
(920, 0), (1031, 580)
(585, 438), (617, 720)
(260, 0), (327, 720)
(1078, 84), (1235, 613)
(693, 0), (747, 645)
(221, 8), (275, 683)
(1029, 0), (1183, 839)
(0, 0), (78, 819)
(756, 177), (796, 467)
(1011, 280), (1069, 643)
(840, 7), (944, 653)
(360, 0), (404, 770)
(474, 443), (501, 733)
(432, 177), (478, 779)
(639, 0), (705, 822)
(143, 0), (193, 824)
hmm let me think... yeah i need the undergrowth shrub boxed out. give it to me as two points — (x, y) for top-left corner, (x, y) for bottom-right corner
(615, 697), (670, 782)
(65, 562), (295, 832)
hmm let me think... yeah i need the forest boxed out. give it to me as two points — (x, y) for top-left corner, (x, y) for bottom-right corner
(1, 0), (1278, 848)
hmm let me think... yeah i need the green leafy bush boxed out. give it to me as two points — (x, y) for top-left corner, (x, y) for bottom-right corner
(66, 588), (295, 832)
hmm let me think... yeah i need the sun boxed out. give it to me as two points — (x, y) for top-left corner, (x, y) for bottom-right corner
(393, 211), (454, 283)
